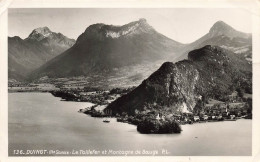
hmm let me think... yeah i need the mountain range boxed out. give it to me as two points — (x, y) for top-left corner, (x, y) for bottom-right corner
(174, 21), (252, 61)
(8, 27), (75, 80)
(27, 19), (184, 86)
(8, 19), (252, 89)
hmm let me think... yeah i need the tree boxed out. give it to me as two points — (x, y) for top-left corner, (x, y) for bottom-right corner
(193, 99), (204, 115)
(237, 88), (244, 98)
(246, 98), (252, 114)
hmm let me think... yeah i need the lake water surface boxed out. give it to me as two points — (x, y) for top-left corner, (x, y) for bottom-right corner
(9, 93), (252, 156)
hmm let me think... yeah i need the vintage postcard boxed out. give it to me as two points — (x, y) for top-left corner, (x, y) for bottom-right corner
(0, 0), (260, 162)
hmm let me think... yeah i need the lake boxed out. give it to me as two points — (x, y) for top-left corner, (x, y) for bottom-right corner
(8, 93), (252, 156)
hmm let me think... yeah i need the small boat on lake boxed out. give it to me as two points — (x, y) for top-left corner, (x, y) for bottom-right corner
(103, 119), (110, 123)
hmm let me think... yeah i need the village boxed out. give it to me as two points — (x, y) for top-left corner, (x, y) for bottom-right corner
(79, 90), (252, 126)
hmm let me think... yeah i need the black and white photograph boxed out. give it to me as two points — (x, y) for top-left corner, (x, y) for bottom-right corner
(1, 1), (260, 161)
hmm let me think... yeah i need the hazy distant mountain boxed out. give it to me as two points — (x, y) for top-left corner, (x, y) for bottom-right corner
(8, 27), (75, 81)
(106, 45), (252, 115)
(175, 21), (252, 62)
(29, 19), (184, 86)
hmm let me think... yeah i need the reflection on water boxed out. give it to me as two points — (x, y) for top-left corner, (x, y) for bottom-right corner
(9, 93), (252, 156)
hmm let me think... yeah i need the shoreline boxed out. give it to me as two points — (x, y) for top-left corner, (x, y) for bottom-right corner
(10, 90), (252, 134)
(78, 106), (251, 129)
(8, 90), (51, 93)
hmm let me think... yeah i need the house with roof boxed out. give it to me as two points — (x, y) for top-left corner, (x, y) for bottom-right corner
(193, 116), (200, 122)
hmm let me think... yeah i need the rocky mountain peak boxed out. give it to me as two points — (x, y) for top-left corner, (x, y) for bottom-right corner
(128, 18), (149, 28)
(209, 21), (235, 36)
(138, 18), (147, 23)
(77, 18), (155, 42)
(27, 26), (53, 41)
(9, 26), (76, 81)
(210, 21), (231, 31)
(188, 45), (230, 62)
(26, 27), (75, 47)
(209, 21), (250, 39)
(106, 45), (252, 116)
(34, 26), (51, 34)
(121, 18), (153, 34)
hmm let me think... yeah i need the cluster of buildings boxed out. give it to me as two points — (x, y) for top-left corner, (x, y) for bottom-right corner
(154, 99), (250, 124)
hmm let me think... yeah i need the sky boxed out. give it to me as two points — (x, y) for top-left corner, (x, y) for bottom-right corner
(8, 8), (252, 44)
